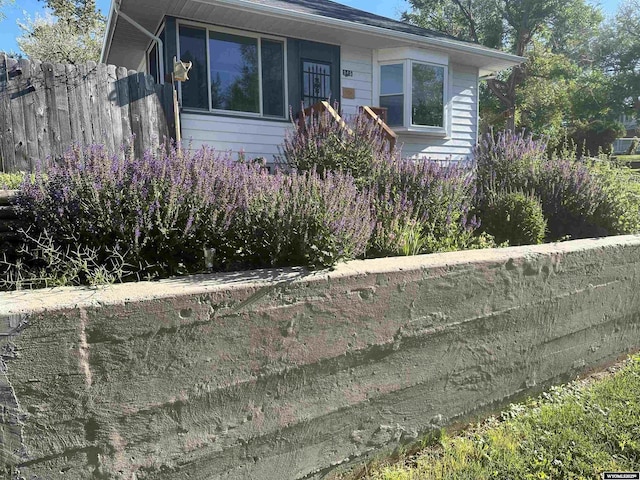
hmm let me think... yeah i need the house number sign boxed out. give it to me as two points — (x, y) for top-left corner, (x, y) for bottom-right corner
(342, 69), (353, 77)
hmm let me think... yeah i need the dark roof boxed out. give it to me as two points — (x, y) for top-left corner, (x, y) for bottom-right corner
(245, 0), (470, 44)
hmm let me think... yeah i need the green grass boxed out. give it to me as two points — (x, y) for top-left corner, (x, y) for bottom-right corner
(615, 154), (640, 163)
(356, 355), (640, 480)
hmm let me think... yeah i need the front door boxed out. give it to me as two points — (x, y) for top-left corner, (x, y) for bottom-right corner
(287, 40), (340, 114)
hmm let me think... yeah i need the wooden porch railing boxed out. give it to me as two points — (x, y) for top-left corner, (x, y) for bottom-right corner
(296, 101), (397, 151)
(297, 101), (352, 134)
(359, 106), (397, 151)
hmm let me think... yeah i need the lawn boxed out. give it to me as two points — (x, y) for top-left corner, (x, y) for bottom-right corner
(350, 355), (640, 480)
(616, 154), (640, 163)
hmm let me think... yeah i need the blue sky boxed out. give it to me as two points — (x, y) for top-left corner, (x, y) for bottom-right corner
(0, 0), (623, 55)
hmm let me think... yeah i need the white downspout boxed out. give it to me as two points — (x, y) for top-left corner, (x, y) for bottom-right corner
(114, 6), (165, 84)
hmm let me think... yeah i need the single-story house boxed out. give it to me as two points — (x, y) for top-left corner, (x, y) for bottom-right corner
(100, 0), (523, 162)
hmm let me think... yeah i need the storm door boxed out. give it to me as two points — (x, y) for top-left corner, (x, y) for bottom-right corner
(302, 60), (332, 108)
(287, 40), (340, 115)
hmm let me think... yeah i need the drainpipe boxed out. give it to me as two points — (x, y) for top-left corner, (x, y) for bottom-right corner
(113, 5), (165, 84)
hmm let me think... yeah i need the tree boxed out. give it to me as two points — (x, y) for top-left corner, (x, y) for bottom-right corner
(16, 0), (104, 63)
(596, 0), (640, 127)
(403, 0), (602, 131)
(0, 0), (14, 22)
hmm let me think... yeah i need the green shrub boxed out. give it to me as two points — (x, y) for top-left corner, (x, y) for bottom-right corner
(568, 119), (626, 157)
(0, 172), (26, 190)
(475, 131), (640, 241)
(627, 137), (639, 155)
(480, 191), (547, 246)
(589, 161), (640, 235)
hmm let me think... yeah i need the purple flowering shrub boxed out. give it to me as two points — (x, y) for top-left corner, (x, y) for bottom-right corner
(474, 130), (640, 241)
(14, 143), (373, 285)
(281, 110), (483, 256)
(280, 108), (396, 183)
(228, 169), (374, 269)
(368, 158), (481, 255)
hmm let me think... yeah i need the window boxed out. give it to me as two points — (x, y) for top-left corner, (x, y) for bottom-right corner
(412, 63), (444, 127)
(209, 32), (259, 113)
(380, 64), (404, 126)
(179, 24), (286, 118)
(378, 60), (447, 132)
(146, 27), (165, 84)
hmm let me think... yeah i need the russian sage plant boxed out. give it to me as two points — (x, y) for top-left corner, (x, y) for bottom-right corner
(281, 110), (482, 256)
(13, 142), (373, 287)
(474, 130), (640, 241)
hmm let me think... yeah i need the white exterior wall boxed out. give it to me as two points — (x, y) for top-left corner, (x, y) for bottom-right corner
(181, 114), (290, 161)
(340, 45), (373, 117)
(400, 64), (478, 161)
(180, 52), (478, 162)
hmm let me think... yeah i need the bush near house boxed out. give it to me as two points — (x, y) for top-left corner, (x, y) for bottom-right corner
(4, 144), (373, 288)
(3, 117), (640, 290)
(568, 119), (626, 157)
(479, 191), (547, 246)
(282, 110), (487, 257)
(475, 130), (640, 241)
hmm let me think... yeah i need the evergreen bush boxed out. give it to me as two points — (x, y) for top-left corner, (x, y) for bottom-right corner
(481, 191), (547, 246)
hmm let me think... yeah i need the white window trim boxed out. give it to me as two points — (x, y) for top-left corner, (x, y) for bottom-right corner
(375, 55), (451, 137)
(176, 19), (289, 120)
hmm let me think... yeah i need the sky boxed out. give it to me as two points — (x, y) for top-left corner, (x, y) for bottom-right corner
(0, 0), (624, 55)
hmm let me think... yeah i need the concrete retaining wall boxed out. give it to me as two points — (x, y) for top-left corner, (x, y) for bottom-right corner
(1, 235), (640, 479)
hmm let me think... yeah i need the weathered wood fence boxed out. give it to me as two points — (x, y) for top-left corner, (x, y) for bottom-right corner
(0, 53), (175, 173)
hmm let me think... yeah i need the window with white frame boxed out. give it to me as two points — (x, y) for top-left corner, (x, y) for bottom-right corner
(178, 23), (286, 118)
(379, 59), (447, 131)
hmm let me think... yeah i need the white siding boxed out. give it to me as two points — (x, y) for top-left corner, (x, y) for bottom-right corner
(181, 113), (291, 162)
(400, 64), (478, 162)
(180, 58), (479, 163)
(340, 45), (373, 117)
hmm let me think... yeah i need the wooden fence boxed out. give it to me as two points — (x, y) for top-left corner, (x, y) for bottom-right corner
(0, 54), (175, 173)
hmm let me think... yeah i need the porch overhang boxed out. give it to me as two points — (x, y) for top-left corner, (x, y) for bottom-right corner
(101, 0), (523, 77)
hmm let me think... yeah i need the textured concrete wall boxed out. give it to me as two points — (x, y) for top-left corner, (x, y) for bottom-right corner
(1, 236), (640, 479)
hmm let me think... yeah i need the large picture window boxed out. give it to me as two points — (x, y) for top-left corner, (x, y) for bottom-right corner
(179, 24), (286, 118)
(378, 60), (447, 132)
(209, 32), (259, 113)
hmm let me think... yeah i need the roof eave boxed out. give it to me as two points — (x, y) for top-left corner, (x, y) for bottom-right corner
(102, 0), (525, 71)
(191, 0), (525, 69)
(100, 0), (120, 64)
